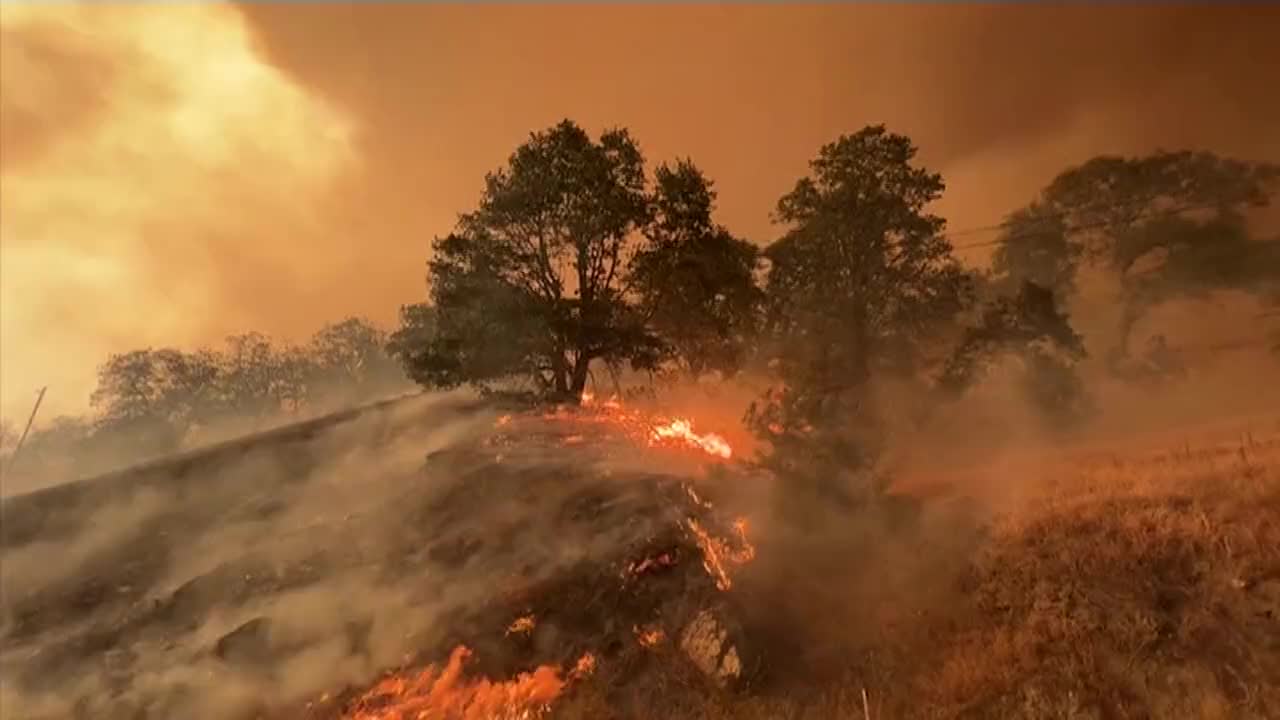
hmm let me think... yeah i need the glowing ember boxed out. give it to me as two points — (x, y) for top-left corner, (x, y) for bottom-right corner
(569, 652), (597, 680)
(684, 484), (713, 510)
(531, 392), (734, 461)
(506, 615), (536, 636)
(650, 419), (732, 459)
(343, 646), (567, 720)
(633, 625), (666, 648)
(624, 551), (678, 580)
(685, 517), (756, 591)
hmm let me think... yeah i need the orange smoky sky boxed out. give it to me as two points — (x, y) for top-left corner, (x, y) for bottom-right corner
(1, 3), (1278, 421)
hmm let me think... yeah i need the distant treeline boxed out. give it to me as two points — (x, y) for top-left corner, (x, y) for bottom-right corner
(0, 318), (412, 483)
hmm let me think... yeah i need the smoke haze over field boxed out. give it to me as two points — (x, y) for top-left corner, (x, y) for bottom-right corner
(2, 3), (1279, 420)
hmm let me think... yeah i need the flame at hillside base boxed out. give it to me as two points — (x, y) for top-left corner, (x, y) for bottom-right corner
(650, 419), (732, 459)
(685, 517), (756, 591)
(561, 392), (735, 460)
(343, 645), (595, 720)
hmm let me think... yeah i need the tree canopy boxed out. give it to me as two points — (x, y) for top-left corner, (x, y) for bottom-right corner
(83, 318), (405, 458)
(939, 280), (1092, 428)
(406, 120), (759, 400)
(746, 126), (972, 499)
(630, 160), (763, 378)
(991, 150), (1280, 372)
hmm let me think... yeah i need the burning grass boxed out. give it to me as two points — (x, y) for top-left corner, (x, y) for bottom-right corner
(526, 392), (735, 462)
(342, 646), (599, 720)
(307, 397), (762, 719)
(326, 403), (1280, 720)
(5, 390), (1279, 720)
(550, 421), (1280, 720)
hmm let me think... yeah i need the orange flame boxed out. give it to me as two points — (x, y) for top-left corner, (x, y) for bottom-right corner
(685, 517), (756, 591)
(569, 652), (597, 681)
(650, 419), (733, 459)
(623, 551), (678, 580)
(344, 646), (595, 720)
(633, 625), (666, 648)
(506, 615), (536, 636)
(531, 393), (734, 461)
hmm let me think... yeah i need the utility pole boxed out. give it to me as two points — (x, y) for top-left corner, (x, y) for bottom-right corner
(5, 386), (47, 477)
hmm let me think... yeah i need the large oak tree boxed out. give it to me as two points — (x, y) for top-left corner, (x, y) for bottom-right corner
(408, 120), (756, 400)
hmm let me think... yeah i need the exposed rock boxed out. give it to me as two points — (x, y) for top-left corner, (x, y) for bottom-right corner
(214, 617), (274, 668)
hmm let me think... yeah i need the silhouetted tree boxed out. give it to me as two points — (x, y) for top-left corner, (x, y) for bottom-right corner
(386, 302), (438, 383)
(413, 121), (658, 400)
(631, 160), (763, 379)
(991, 204), (1079, 297)
(408, 120), (754, 401)
(90, 347), (222, 451)
(216, 332), (307, 417)
(940, 280), (1092, 428)
(992, 150), (1280, 372)
(746, 126), (971, 504)
(305, 316), (404, 403)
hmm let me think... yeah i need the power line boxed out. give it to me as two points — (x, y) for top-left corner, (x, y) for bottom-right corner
(944, 200), (1257, 253)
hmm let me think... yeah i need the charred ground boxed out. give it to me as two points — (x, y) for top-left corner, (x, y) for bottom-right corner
(0, 392), (764, 719)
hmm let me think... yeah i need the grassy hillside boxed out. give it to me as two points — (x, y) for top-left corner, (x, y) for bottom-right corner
(2, 391), (1277, 720)
(553, 421), (1280, 719)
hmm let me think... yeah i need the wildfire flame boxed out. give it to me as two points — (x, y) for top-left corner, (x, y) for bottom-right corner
(536, 391), (735, 460)
(633, 625), (666, 648)
(569, 652), (597, 680)
(344, 646), (594, 720)
(624, 551), (678, 579)
(684, 517), (756, 591)
(348, 394), (750, 718)
(506, 615), (536, 636)
(650, 419), (732, 459)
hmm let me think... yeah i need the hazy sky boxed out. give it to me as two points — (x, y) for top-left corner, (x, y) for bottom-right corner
(2, 3), (1278, 420)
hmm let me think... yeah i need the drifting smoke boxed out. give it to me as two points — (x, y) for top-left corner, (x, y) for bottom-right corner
(3, 365), (1276, 718)
(0, 3), (355, 421)
(1, 392), (485, 718)
(0, 389), (763, 719)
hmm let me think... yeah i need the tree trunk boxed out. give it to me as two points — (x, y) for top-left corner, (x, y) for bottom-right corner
(551, 354), (570, 397)
(569, 355), (592, 401)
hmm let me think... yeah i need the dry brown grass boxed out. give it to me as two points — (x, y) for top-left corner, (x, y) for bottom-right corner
(552, 422), (1280, 720)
